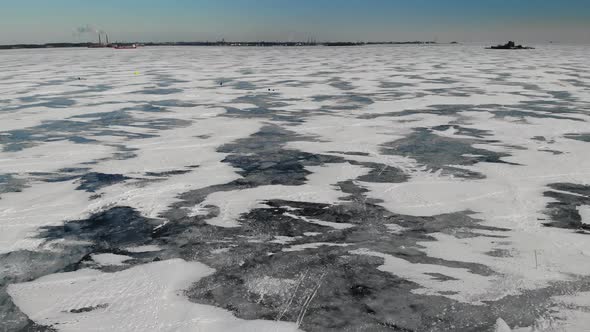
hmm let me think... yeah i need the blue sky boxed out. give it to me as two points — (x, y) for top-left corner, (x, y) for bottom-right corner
(1, 0), (589, 44)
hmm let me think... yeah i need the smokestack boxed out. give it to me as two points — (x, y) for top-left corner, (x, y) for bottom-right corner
(99, 33), (102, 45)
(106, 34), (109, 45)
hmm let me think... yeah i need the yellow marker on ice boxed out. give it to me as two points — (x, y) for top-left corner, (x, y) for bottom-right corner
(134, 71), (140, 75)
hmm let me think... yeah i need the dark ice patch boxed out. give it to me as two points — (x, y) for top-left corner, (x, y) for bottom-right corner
(30, 168), (131, 193)
(539, 149), (564, 155)
(547, 90), (577, 102)
(425, 273), (459, 282)
(69, 304), (108, 313)
(427, 89), (470, 97)
(218, 125), (343, 186)
(149, 74), (190, 88)
(312, 94), (374, 109)
(59, 167), (91, 174)
(543, 183), (590, 233)
(145, 169), (193, 177)
(223, 106), (307, 123)
(232, 94), (292, 109)
(564, 133), (590, 142)
(135, 88), (183, 95)
(381, 128), (514, 179)
(223, 94), (308, 122)
(0, 108), (189, 152)
(75, 173), (130, 192)
(491, 109), (584, 122)
(430, 125), (493, 139)
(358, 104), (494, 120)
(327, 151), (371, 157)
(120, 104), (168, 113)
(33, 172), (79, 184)
(68, 136), (98, 144)
(355, 163), (409, 183)
(2, 97), (76, 112)
(38, 207), (159, 248)
(328, 77), (355, 91)
(151, 100), (199, 108)
(486, 249), (513, 258)
(187, 248), (584, 332)
(275, 79), (316, 88)
(233, 81), (257, 90)
(0, 174), (27, 196)
(379, 81), (415, 89)
(359, 102), (586, 123)
(14, 321), (57, 331)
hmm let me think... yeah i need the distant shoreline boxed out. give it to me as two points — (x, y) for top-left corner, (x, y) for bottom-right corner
(0, 41), (438, 50)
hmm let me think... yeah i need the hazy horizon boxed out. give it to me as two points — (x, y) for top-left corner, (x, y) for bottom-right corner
(1, 0), (590, 44)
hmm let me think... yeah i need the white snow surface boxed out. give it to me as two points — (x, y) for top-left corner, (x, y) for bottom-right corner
(578, 206), (590, 226)
(91, 253), (132, 266)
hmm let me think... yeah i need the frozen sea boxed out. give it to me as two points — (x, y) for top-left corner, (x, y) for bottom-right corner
(1, 44), (590, 331)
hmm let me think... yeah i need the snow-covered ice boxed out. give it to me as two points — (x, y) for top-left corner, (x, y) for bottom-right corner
(7, 259), (300, 332)
(2, 44), (590, 331)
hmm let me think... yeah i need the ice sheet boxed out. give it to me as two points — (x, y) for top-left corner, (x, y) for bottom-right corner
(2, 44), (590, 331)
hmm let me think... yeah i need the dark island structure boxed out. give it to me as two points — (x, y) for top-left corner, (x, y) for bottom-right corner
(488, 41), (534, 50)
